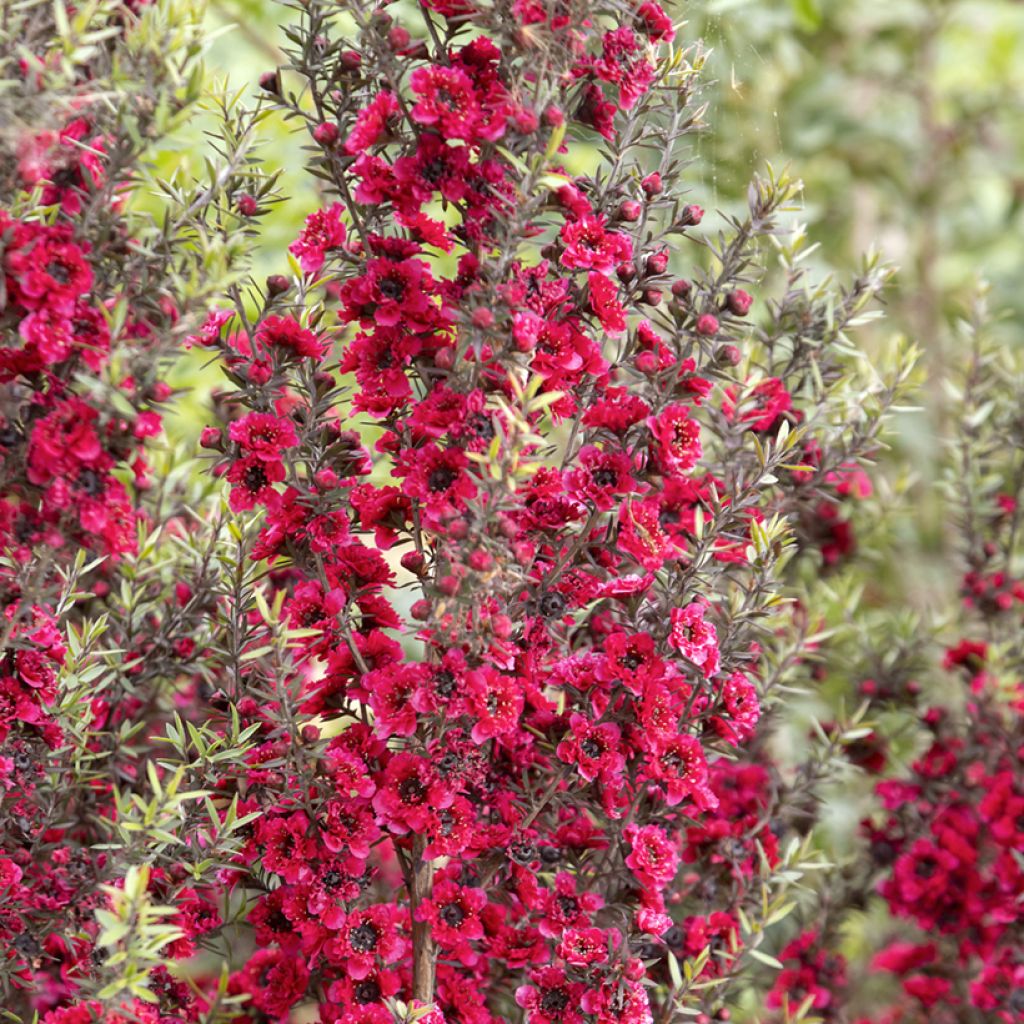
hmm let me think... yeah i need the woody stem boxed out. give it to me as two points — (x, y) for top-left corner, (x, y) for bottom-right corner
(410, 834), (436, 1006)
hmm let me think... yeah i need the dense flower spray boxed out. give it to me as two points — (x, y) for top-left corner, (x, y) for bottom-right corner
(178, 2), (906, 1023)
(0, 0), (269, 1018)
(748, 303), (1023, 1024)
(0, 0), (915, 1022)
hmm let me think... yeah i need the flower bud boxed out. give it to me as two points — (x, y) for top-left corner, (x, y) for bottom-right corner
(401, 551), (427, 576)
(471, 308), (495, 328)
(641, 288), (663, 306)
(543, 104), (565, 126)
(641, 172), (663, 195)
(388, 25), (411, 50)
(313, 122), (339, 146)
(618, 200), (642, 221)
(258, 71), (280, 95)
(468, 549), (493, 571)
(435, 347), (455, 370)
(616, 262), (636, 283)
(266, 274), (290, 296)
(671, 278), (692, 298)
(726, 289), (753, 316)
(645, 250), (668, 275)
(410, 599), (432, 621)
(237, 194), (259, 217)
(696, 313), (719, 336)
(438, 574), (460, 596)
(340, 50), (362, 71)
(678, 204), (704, 227)
(199, 426), (223, 450)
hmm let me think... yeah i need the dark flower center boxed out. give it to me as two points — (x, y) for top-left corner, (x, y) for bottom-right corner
(355, 980), (381, 1003)
(349, 921), (380, 953)
(539, 592), (566, 618)
(593, 468), (618, 488)
(399, 776), (427, 803)
(47, 260), (71, 284)
(422, 158), (447, 183)
(428, 467), (457, 493)
(540, 989), (569, 1014)
(580, 738), (602, 759)
(557, 894), (579, 917)
(244, 463), (268, 492)
(379, 276), (405, 301)
(440, 903), (465, 927)
(435, 670), (457, 697)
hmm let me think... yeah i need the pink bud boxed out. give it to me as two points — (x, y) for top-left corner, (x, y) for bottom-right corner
(471, 308), (495, 329)
(679, 204), (704, 227)
(696, 313), (719, 336)
(313, 122), (339, 146)
(726, 289), (753, 316)
(646, 250), (668, 275)
(401, 551), (426, 575)
(410, 599), (432, 621)
(618, 200), (642, 221)
(388, 25), (410, 49)
(199, 426), (223, 450)
(641, 172), (663, 196)
(468, 549), (493, 571)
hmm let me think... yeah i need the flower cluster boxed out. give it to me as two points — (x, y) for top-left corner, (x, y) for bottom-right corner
(0, 0), (911, 1020)
(0, 1), (266, 1017)
(172, 1), (898, 1022)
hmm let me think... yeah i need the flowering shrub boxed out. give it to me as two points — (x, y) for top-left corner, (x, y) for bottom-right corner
(743, 302), (1024, 1024)
(0, 1), (940, 1023)
(0, 0), (271, 1017)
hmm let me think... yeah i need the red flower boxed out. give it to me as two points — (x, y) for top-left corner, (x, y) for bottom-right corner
(372, 752), (453, 835)
(226, 454), (286, 511)
(668, 601), (720, 676)
(416, 878), (487, 952)
(229, 946), (310, 1020)
(466, 666), (524, 744)
(556, 713), (624, 783)
(255, 314), (325, 360)
(642, 733), (717, 809)
(560, 214), (633, 273)
(395, 443), (477, 524)
(228, 412), (299, 459)
(649, 403), (702, 475)
(623, 824), (679, 887)
(410, 64), (502, 143)
(345, 90), (400, 153)
(290, 202), (347, 273)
